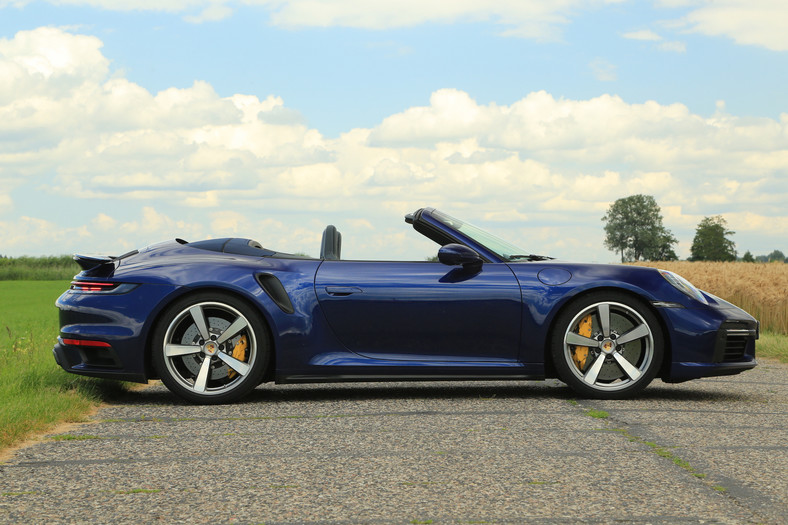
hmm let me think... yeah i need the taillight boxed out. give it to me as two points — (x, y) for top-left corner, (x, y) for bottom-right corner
(71, 281), (118, 292)
(69, 281), (136, 294)
(62, 338), (112, 348)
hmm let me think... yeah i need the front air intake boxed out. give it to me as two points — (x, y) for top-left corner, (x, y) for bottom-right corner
(713, 321), (758, 363)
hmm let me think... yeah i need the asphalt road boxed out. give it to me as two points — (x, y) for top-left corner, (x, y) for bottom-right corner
(1, 360), (786, 524)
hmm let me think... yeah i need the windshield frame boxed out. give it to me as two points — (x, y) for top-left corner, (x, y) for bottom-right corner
(429, 209), (530, 263)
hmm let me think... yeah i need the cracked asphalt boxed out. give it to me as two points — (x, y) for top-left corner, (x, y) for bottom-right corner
(1, 359), (786, 524)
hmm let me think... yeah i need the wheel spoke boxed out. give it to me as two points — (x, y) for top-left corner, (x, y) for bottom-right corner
(583, 353), (607, 385)
(216, 352), (250, 377)
(216, 317), (249, 345)
(612, 351), (642, 381)
(165, 344), (201, 357)
(597, 303), (611, 338)
(616, 323), (651, 345)
(188, 305), (211, 341)
(193, 356), (213, 392)
(566, 332), (598, 348)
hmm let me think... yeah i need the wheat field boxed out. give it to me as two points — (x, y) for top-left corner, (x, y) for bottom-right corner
(631, 261), (788, 335)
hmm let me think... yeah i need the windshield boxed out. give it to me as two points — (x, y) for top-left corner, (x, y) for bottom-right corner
(431, 210), (532, 262)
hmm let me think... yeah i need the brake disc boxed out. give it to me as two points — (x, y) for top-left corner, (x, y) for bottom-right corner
(180, 318), (232, 380)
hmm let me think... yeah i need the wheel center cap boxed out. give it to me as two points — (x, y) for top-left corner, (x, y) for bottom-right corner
(600, 340), (615, 354)
(203, 342), (218, 356)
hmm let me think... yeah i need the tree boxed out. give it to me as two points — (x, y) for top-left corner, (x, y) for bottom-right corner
(689, 216), (736, 262)
(742, 250), (755, 263)
(767, 249), (786, 263)
(602, 194), (678, 262)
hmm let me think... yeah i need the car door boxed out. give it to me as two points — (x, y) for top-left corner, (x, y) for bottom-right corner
(314, 261), (522, 362)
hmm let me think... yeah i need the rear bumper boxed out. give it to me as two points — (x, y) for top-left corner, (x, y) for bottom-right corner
(53, 339), (148, 383)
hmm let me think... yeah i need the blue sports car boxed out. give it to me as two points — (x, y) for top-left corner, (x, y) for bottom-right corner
(53, 207), (758, 404)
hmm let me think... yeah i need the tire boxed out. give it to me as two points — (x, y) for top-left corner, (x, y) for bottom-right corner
(550, 291), (664, 399)
(152, 291), (271, 404)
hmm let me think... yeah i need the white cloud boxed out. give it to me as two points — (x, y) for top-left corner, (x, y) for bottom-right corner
(91, 213), (117, 231)
(256, 0), (615, 40)
(0, 27), (108, 105)
(1, 27), (787, 260)
(6, 0), (622, 38)
(7, 0), (786, 54)
(0, 216), (90, 254)
(680, 0), (788, 51)
(658, 40), (687, 53)
(43, 0), (223, 12)
(184, 3), (234, 22)
(622, 29), (685, 52)
(589, 58), (617, 81)
(622, 29), (663, 41)
(0, 191), (11, 211)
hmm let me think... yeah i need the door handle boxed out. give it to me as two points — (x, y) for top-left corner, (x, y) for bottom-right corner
(325, 286), (363, 297)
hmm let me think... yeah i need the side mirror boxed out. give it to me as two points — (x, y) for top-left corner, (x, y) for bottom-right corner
(438, 244), (483, 272)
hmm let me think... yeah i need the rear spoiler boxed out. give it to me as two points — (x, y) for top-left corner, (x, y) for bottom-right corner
(73, 250), (138, 275)
(74, 254), (114, 272)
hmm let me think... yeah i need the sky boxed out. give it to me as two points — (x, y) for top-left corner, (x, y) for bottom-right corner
(1, 0), (787, 262)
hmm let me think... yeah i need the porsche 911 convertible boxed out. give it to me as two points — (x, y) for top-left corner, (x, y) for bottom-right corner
(53, 207), (758, 404)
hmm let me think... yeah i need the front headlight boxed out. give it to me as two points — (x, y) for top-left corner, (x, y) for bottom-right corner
(659, 270), (708, 305)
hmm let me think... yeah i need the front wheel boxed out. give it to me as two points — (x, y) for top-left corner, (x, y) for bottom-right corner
(550, 292), (664, 399)
(152, 292), (270, 404)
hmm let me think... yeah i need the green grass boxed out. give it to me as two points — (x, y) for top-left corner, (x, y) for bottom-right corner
(0, 256), (79, 281)
(0, 281), (133, 453)
(111, 488), (161, 495)
(50, 434), (107, 441)
(758, 331), (788, 363)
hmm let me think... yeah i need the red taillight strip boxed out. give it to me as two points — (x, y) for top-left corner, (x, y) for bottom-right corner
(71, 281), (118, 292)
(62, 338), (112, 348)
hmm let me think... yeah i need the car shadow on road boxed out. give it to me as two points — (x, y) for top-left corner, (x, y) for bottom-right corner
(114, 379), (759, 406)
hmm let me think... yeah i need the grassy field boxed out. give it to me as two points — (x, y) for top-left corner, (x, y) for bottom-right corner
(0, 256), (80, 281)
(0, 281), (131, 453)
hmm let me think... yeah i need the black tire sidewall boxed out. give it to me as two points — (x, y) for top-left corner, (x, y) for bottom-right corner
(551, 291), (664, 399)
(152, 291), (271, 404)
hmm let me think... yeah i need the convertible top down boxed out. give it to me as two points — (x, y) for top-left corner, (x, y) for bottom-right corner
(53, 207), (758, 403)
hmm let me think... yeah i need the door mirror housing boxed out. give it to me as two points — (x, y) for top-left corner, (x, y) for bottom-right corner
(438, 244), (483, 272)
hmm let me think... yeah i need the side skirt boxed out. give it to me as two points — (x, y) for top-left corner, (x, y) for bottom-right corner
(276, 373), (545, 385)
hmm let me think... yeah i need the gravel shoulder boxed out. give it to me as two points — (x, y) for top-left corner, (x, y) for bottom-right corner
(1, 360), (786, 524)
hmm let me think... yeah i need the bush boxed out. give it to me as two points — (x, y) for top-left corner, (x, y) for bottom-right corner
(0, 256), (80, 281)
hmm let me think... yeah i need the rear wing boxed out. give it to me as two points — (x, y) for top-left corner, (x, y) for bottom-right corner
(73, 250), (138, 276)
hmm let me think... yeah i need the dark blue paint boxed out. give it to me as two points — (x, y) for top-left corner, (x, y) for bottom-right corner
(315, 260), (521, 362)
(52, 207), (759, 391)
(537, 268), (572, 286)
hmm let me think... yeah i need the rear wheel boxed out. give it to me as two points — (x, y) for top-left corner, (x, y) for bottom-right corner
(551, 292), (663, 399)
(152, 292), (270, 404)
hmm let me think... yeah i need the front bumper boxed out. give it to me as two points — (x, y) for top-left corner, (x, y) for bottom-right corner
(662, 308), (758, 383)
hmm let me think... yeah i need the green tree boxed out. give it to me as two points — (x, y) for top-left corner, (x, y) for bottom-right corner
(602, 194), (678, 262)
(742, 250), (755, 263)
(689, 216), (736, 262)
(767, 249), (786, 263)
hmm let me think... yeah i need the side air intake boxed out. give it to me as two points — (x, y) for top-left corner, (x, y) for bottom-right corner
(256, 273), (295, 314)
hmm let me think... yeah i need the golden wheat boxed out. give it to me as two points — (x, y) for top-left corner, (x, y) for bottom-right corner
(631, 261), (788, 335)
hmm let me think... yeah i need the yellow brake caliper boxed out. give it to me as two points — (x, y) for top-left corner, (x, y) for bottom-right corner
(227, 335), (247, 379)
(571, 314), (593, 371)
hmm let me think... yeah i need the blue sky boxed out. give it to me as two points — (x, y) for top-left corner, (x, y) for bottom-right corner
(1, 0), (787, 261)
